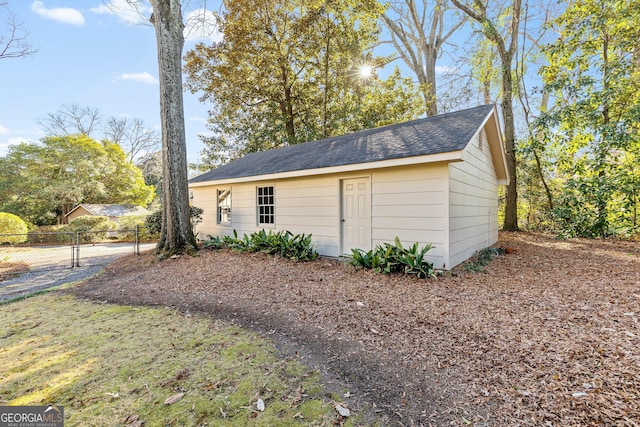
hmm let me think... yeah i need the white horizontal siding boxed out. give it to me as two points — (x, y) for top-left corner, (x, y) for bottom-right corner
(192, 177), (342, 257)
(448, 129), (499, 268)
(371, 164), (449, 268)
(192, 162), (451, 266)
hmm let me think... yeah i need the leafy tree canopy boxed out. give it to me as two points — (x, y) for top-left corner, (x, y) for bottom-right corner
(184, 0), (422, 169)
(538, 0), (640, 237)
(0, 134), (155, 225)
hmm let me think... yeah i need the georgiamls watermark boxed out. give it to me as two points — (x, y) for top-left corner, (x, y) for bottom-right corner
(0, 405), (64, 427)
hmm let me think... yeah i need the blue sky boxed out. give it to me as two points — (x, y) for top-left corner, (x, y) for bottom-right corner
(1, 1), (483, 165)
(0, 0), (222, 161)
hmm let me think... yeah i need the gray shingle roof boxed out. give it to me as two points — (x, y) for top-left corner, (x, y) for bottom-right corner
(190, 104), (495, 183)
(67, 204), (150, 218)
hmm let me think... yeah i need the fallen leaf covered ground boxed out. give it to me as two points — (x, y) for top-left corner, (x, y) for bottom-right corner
(70, 232), (640, 426)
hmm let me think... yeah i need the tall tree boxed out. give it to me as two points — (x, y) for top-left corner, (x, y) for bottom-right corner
(381, 0), (466, 116)
(184, 0), (421, 167)
(539, 0), (640, 237)
(149, 0), (198, 255)
(39, 104), (160, 164)
(104, 116), (160, 164)
(0, 135), (154, 225)
(451, 0), (522, 231)
(0, 1), (35, 60)
(38, 104), (102, 137)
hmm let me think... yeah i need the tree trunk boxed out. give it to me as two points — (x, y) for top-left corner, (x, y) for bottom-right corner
(450, 0), (521, 231)
(501, 59), (519, 231)
(150, 0), (198, 256)
(424, 45), (438, 116)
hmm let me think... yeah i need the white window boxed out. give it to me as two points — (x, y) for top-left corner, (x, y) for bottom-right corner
(217, 189), (231, 224)
(256, 185), (275, 225)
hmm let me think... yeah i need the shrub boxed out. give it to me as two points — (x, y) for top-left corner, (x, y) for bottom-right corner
(61, 216), (117, 242)
(351, 237), (436, 279)
(145, 206), (204, 235)
(203, 229), (318, 262)
(117, 214), (157, 240)
(27, 225), (72, 244)
(0, 212), (28, 244)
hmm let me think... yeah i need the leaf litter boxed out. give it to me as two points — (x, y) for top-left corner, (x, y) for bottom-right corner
(70, 232), (640, 426)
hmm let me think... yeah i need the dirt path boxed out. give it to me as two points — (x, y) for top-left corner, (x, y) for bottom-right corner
(68, 233), (640, 426)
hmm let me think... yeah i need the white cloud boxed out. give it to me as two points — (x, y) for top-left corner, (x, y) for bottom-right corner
(0, 137), (29, 156)
(0, 124), (9, 135)
(90, 0), (151, 26)
(31, 1), (85, 26)
(184, 9), (223, 43)
(116, 72), (158, 84)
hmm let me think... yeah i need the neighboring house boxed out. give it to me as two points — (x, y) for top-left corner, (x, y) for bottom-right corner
(65, 204), (151, 224)
(189, 104), (509, 269)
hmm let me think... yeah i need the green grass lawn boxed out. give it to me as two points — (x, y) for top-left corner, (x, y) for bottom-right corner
(0, 293), (361, 426)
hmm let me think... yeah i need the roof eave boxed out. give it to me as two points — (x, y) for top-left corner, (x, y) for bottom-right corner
(189, 150), (464, 187)
(483, 106), (510, 185)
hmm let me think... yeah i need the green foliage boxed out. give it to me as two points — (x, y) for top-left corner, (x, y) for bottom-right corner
(117, 214), (157, 240)
(26, 226), (72, 245)
(0, 212), (28, 244)
(351, 237), (435, 279)
(144, 211), (162, 235)
(183, 0), (421, 169)
(61, 216), (117, 242)
(463, 247), (506, 273)
(203, 229), (318, 262)
(537, 0), (640, 238)
(0, 135), (155, 225)
(145, 206), (205, 236)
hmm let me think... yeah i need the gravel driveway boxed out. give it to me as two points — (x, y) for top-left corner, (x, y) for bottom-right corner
(0, 242), (156, 301)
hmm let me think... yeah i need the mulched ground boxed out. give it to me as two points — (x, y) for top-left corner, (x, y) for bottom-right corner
(69, 232), (640, 426)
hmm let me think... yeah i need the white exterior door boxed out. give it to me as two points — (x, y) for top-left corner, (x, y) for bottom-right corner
(341, 177), (371, 254)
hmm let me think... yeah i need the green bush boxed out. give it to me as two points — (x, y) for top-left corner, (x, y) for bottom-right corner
(61, 216), (117, 242)
(0, 212), (28, 244)
(203, 229), (318, 262)
(27, 225), (72, 244)
(351, 237), (436, 279)
(117, 214), (157, 240)
(144, 206), (204, 235)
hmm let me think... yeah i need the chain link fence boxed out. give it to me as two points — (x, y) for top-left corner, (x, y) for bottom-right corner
(0, 227), (155, 274)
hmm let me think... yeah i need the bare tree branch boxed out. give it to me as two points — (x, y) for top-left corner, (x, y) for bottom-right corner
(105, 116), (160, 163)
(38, 104), (102, 137)
(382, 0), (466, 116)
(0, 2), (36, 60)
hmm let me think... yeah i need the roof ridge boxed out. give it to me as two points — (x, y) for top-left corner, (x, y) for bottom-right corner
(190, 104), (496, 183)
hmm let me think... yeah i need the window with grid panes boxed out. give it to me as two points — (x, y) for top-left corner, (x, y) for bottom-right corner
(256, 186), (275, 225)
(217, 189), (231, 224)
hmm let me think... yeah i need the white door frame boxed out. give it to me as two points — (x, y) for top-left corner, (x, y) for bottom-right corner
(340, 176), (371, 255)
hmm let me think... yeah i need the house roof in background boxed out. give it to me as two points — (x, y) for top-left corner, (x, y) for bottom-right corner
(65, 204), (150, 218)
(190, 104), (499, 184)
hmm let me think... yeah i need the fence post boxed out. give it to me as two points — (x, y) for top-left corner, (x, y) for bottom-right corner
(75, 232), (81, 267)
(70, 232), (75, 269)
(135, 224), (140, 255)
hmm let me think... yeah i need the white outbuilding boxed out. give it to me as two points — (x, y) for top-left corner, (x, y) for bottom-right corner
(189, 104), (509, 269)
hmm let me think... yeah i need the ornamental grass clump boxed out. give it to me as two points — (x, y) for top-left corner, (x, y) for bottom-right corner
(351, 237), (436, 279)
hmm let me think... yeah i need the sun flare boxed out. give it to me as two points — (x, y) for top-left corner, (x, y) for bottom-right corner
(358, 64), (374, 79)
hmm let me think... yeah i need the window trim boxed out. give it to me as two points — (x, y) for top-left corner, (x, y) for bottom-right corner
(256, 185), (275, 227)
(217, 188), (232, 225)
